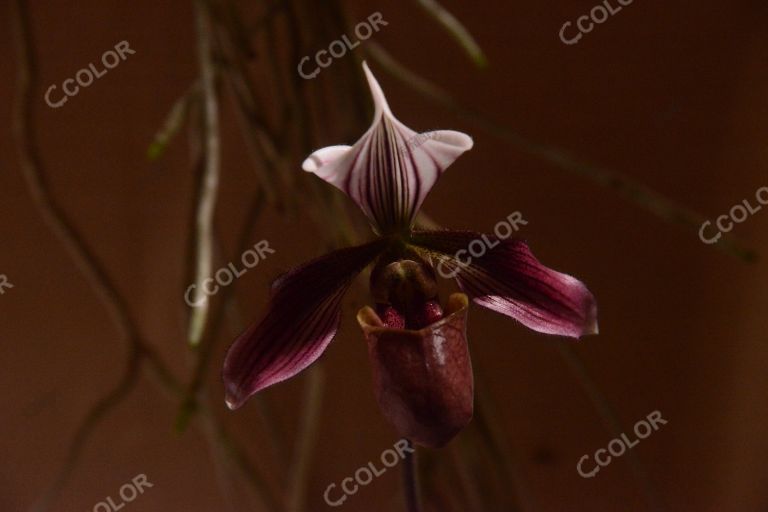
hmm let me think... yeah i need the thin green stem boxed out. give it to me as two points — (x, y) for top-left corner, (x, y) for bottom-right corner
(412, 0), (487, 67)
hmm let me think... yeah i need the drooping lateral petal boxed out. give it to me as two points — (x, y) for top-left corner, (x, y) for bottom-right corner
(411, 230), (598, 338)
(301, 62), (473, 234)
(358, 293), (473, 448)
(223, 239), (387, 409)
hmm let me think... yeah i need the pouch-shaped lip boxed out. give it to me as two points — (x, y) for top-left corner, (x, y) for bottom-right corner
(358, 293), (474, 448)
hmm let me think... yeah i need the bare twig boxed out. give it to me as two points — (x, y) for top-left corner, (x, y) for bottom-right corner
(10, 4), (175, 510)
(413, 0), (487, 67)
(148, 81), (200, 160)
(212, 0), (282, 203)
(12, 4), (280, 510)
(176, 190), (266, 431)
(11, 0), (141, 353)
(188, 0), (223, 347)
(28, 350), (142, 512)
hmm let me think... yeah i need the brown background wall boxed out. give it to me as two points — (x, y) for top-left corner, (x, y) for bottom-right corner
(1, 1), (767, 511)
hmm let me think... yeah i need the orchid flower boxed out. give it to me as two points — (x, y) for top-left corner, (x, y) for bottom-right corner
(223, 62), (598, 448)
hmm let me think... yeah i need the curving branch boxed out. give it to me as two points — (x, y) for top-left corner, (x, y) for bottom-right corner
(11, 2), (278, 510)
(413, 0), (487, 67)
(175, 190), (266, 432)
(10, 3), (173, 509)
(187, 0), (223, 347)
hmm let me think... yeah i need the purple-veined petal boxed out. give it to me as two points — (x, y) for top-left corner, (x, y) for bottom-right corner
(411, 230), (598, 338)
(223, 239), (387, 409)
(301, 62), (473, 234)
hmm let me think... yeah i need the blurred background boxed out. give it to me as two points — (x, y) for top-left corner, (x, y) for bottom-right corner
(1, 0), (767, 511)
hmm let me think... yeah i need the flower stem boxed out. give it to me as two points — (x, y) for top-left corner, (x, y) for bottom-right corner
(402, 440), (422, 512)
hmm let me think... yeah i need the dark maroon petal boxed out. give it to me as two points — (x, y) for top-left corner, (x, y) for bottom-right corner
(358, 293), (474, 448)
(223, 239), (386, 409)
(411, 230), (598, 338)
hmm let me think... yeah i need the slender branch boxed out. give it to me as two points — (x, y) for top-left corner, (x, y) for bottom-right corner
(28, 350), (142, 512)
(212, 0), (282, 203)
(10, 5), (167, 510)
(11, 5), (279, 511)
(412, 0), (487, 67)
(176, 190), (266, 431)
(148, 81), (200, 160)
(188, 0), (223, 347)
(10, 0), (141, 351)
(366, 42), (757, 263)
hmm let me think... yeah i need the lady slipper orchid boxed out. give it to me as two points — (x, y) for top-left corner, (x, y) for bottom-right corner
(223, 62), (598, 448)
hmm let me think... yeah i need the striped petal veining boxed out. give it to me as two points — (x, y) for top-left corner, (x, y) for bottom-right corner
(223, 238), (387, 409)
(302, 62), (473, 234)
(411, 230), (598, 339)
